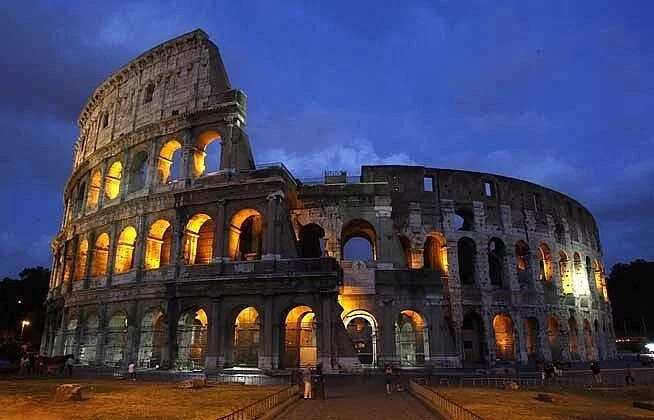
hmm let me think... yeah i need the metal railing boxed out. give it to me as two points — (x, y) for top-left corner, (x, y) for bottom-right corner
(216, 384), (299, 420)
(409, 380), (484, 420)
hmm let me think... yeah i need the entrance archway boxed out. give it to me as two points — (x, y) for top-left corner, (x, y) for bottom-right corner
(343, 310), (378, 366)
(462, 312), (484, 363)
(548, 316), (562, 360)
(493, 314), (515, 361)
(283, 305), (317, 368)
(395, 310), (429, 367)
(104, 312), (128, 365)
(176, 308), (208, 370)
(138, 309), (165, 368)
(233, 307), (261, 368)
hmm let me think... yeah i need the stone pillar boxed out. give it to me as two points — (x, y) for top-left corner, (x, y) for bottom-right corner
(145, 137), (159, 192)
(205, 298), (222, 371)
(319, 293), (335, 370)
(512, 312), (528, 365)
(482, 307), (496, 365)
(106, 224), (118, 287)
(212, 200), (227, 262)
(179, 129), (193, 186)
(125, 302), (139, 367)
(261, 295), (274, 369)
(162, 297), (177, 370)
(263, 191), (283, 260)
(83, 231), (96, 290)
(96, 303), (108, 365)
(55, 309), (68, 356)
(96, 161), (109, 210)
(374, 196), (394, 264)
(119, 151), (131, 202)
(172, 209), (187, 279)
(220, 122), (234, 170)
(72, 307), (83, 361)
(380, 300), (396, 365)
(537, 312), (552, 362)
(133, 215), (147, 281)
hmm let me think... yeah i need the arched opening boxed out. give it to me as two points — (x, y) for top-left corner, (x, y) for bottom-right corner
(538, 243), (553, 283)
(395, 310), (429, 367)
(488, 238), (506, 287)
(343, 310), (378, 366)
(454, 208), (474, 231)
(298, 223), (326, 258)
(399, 235), (414, 268)
(493, 314), (515, 361)
(74, 182), (86, 215)
(90, 233), (110, 277)
(233, 307), (261, 368)
(104, 312), (128, 365)
(341, 219), (376, 262)
(114, 226), (137, 274)
(79, 314), (99, 365)
(86, 169), (102, 210)
(524, 317), (539, 361)
(548, 316), (562, 360)
(176, 308), (208, 370)
(138, 309), (166, 368)
(63, 317), (78, 356)
(568, 317), (580, 360)
(583, 319), (595, 361)
(593, 260), (606, 300)
(73, 239), (89, 281)
(515, 241), (531, 285)
(283, 305), (317, 368)
(573, 252), (585, 294)
(145, 219), (172, 270)
(192, 130), (221, 177)
(104, 161), (123, 200)
(457, 237), (476, 285)
(559, 251), (572, 294)
(424, 232), (447, 274)
(184, 213), (215, 265)
(462, 312), (484, 363)
(143, 82), (155, 104)
(128, 151), (148, 193)
(157, 139), (182, 184)
(228, 209), (263, 261)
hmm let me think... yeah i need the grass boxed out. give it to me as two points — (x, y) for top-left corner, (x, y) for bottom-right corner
(436, 386), (654, 420)
(0, 377), (282, 420)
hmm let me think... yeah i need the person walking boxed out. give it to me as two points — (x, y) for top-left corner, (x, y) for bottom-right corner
(625, 364), (635, 385)
(590, 361), (601, 384)
(128, 361), (136, 382)
(384, 365), (393, 394)
(302, 366), (312, 399)
(65, 356), (74, 377)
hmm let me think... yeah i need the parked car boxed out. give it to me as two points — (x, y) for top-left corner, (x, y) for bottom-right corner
(637, 344), (654, 366)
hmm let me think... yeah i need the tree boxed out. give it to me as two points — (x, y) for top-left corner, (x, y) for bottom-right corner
(607, 259), (654, 338)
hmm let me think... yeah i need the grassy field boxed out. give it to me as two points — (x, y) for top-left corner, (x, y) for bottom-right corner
(437, 386), (654, 420)
(0, 377), (282, 420)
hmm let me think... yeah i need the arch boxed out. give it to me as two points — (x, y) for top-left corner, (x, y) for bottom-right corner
(138, 309), (166, 368)
(454, 207), (474, 231)
(143, 82), (155, 104)
(128, 151), (148, 193)
(548, 316), (562, 360)
(79, 313), (99, 365)
(114, 226), (137, 273)
(493, 314), (515, 361)
(341, 219), (377, 262)
(145, 219), (173, 270)
(559, 251), (572, 294)
(343, 310), (378, 366)
(298, 223), (326, 258)
(488, 238), (506, 287)
(538, 243), (553, 283)
(593, 260), (606, 300)
(104, 161), (123, 200)
(63, 316), (78, 356)
(86, 168), (102, 210)
(104, 311), (128, 365)
(73, 239), (89, 281)
(228, 209), (263, 261)
(395, 309), (429, 367)
(515, 240), (531, 285)
(192, 130), (222, 177)
(583, 319), (595, 361)
(176, 308), (208, 370)
(462, 312), (484, 363)
(457, 237), (476, 285)
(157, 139), (182, 184)
(424, 232), (447, 274)
(283, 305), (317, 368)
(233, 307), (261, 368)
(90, 232), (110, 277)
(184, 213), (215, 265)
(524, 317), (539, 361)
(74, 182), (87, 215)
(568, 317), (580, 360)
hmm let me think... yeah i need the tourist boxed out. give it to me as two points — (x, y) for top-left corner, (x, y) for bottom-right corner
(302, 366), (312, 399)
(19, 354), (30, 375)
(128, 361), (136, 382)
(65, 356), (74, 377)
(384, 365), (393, 394)
(314, 362), (325, 400)
(590, 361), (601, 384)
(625, 364), (635, 385)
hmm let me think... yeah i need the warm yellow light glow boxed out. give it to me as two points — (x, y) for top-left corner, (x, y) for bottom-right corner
(424, 232), (448, 273)
(157, 139), (182, 184)
(538, 243), (553, 283)
(104, 161), (123, 200)
(195, 309), (208, 327)
(192, 130), (221, 178)
(493, 314), (515, 360)
(145, 219), (172, 270)
(86, 169), (102, 210)
(235, 307), (259, 327)
(228, 208), (263, 261)
(73, 239), (89, 281)
(114, 226), (137, 273)
(559, 251), (573, 294)
(184, 213), (214, 264)
(91, 232), (110, 277)
(21, 320), (30, 327)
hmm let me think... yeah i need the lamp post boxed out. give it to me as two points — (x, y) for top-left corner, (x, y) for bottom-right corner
(20, 320), (30, 341)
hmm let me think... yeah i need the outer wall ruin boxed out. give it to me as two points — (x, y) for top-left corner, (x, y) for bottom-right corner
(42, 30), (616, 372)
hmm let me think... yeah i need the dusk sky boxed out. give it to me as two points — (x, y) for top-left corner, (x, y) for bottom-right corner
(0, 1), (652, 278)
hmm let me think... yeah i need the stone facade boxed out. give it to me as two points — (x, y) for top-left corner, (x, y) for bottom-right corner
(42, 30), (616, 373)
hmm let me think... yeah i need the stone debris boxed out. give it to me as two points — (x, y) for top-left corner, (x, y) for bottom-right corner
(54, 384), (83, 402)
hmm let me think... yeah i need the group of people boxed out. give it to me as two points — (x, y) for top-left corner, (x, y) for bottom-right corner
(300, 363), (324, 399)
(19, 353), (74, 376)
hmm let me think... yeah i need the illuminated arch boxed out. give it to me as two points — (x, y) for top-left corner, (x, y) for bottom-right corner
(228, 209), (263, 261)
(157, 139), (182, 184)
(233, 307), (261, 367)
(568, 316), (580, 360)
(114, 226), (137, 273)
(192, 130), (222, 177)
(104, 161), (123, 200)
(79, 313), (99, 365)
(184, 213), (214, 265)
(559, 251), (572, 294)
(538, 243), (553, 283)
(283, 305), (316, 368)
(91, 232), (110, 277)
(515, 240), (530, 284)
(395, 309), (429, 366)
(342, 310), (378, 366)
(73, 239), (89, 281)
(493, 314), (515, 361)
(176, 308), (208, 370)
(138, 309), (166, 368)
(145, 219), (172, 270)
(341, 219), (377, 262)
(424, 232), (447, 274)
(104, 311), (128, 364)
(548, 316), (562, 360)
(86, 169), (102, 210)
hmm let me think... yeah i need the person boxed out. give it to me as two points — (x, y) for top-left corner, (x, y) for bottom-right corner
(302, 366), (312, 399)
(65, 356), (74, 377)
(590, 361), (601, 384)
(128, 361), (136, 382)
(19, 354), (29, 375)
(314, 362), (325, 400)
(384, 365), (393, 394)
(625, 364), (635, 385)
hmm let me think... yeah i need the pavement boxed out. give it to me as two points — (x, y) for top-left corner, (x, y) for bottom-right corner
(276, 376), (441, 420)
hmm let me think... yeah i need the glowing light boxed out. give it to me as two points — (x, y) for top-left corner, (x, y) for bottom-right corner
(104, 161), (123, 200)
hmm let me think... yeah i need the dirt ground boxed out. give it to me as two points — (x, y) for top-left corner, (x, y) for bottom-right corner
(437, 386), (654, 420)
(0, 377), (282, 420)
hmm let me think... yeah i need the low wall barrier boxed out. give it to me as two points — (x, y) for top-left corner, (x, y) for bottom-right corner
(408, 380), (484, 420)
(216, 384), (299, 420)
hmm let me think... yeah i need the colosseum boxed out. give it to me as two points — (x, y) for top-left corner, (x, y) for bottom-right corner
(41, 30), (617, 373)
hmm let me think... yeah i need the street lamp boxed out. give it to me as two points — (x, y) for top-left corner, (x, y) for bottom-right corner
(20, 320), (30, 340)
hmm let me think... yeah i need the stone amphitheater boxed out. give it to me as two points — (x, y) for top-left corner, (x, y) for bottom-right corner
(41, 29), (617, 373)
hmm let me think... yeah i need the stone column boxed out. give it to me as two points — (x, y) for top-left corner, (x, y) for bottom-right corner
(481, 308), (496, 365)
(96, 161), (109, 210)
(72, 307), (83, 361)
(55, 309), (68, 356)
(162, 297), (177, 370)
(95, 304), (108, 365)
(125, 302), (140, 367)
(537, 312), (552, 362)
(179, 129), (193, 186)
(145, 136), (159, 192)
(83, 231), (96, 290)
(212, 200), (227, 262)
(261, 295), (274, 369)
(380, 299), (396, 365)
(206, 298), (222, 371)
(134, 215), (147, 281)
(319, 293), (335, 370)
(512, 312), (528, 365)
(172, 209), (187, 279)
(263, 191), (283, 260)
(119, 151), (132, 202)
(106, 224), (119, 287)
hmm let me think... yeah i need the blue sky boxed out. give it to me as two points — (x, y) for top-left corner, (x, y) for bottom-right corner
(0, 0), (652, 277)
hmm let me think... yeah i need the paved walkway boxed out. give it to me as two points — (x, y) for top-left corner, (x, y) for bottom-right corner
(277, 377), (440, 420)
